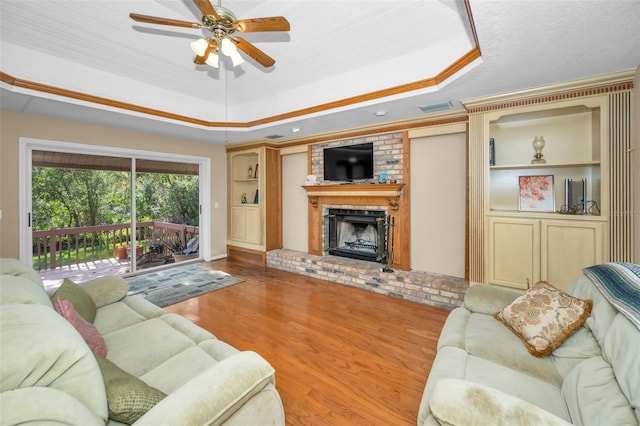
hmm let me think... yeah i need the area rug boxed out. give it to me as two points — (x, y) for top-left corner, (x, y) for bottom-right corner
(126, 263), (243, 307)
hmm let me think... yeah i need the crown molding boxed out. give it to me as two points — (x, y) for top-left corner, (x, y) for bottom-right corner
(462, 70), (635, 113)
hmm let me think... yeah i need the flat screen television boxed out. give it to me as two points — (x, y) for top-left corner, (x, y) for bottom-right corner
(323, 142), (374, 182)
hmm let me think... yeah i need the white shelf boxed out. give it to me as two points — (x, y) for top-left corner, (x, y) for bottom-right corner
(490, 161), (600, 171)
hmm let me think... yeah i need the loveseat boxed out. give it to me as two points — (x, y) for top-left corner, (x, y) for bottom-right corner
(418, 263), (640, 425)
(0, 258), (285, 425)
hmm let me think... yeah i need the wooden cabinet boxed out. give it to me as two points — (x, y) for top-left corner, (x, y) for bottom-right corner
(230, 205), (260, 244)
(227, 146), (282, 264)
(487, 217), (540, 290)
(479, 97), (610, 290)
(463, 72), (635, 289)
(541, 220), (604, 289)
(487, 216), (605, 290)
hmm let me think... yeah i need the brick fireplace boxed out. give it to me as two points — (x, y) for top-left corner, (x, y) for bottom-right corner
(303, 183), (409, 270)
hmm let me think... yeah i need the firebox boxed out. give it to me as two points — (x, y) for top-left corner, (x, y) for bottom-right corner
(324, 208), (387, 263)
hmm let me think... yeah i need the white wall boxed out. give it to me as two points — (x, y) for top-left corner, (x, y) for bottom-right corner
(410, 131), (466, 278)
(0, 110), (228, 260)
(282, 151), (308, 251)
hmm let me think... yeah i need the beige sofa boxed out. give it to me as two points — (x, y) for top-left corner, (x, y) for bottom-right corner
(418, 264), (640, 425)
(0, 258), (285, 425)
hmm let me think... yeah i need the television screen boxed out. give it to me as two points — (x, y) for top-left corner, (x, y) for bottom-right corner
(323, 142), (374, 182)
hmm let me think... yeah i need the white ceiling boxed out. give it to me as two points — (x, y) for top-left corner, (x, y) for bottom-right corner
(1, 0), (639, 145)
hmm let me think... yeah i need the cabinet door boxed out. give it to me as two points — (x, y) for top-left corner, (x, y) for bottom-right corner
(487, 217), (540, 289)
(244, 206), (261, 244)
(541, 221), (604, 290)
(230, 206), (248, 241)
(230, 206), (261, 244)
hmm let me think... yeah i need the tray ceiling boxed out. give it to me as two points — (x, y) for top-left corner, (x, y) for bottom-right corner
(1, 1), (639, 145)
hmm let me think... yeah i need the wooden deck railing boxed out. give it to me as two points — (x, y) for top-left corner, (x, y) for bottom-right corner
(32, 221), (199, 271)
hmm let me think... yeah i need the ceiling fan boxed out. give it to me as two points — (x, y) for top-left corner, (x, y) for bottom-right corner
(130, 0), (290, 68)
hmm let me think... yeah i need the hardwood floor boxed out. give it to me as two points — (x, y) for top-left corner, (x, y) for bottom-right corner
(164, 259), (450, 426)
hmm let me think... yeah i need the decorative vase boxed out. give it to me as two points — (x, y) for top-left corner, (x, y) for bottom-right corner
(248, 166), (253, 178)
(531, 136), (546, 164)
(378, 172), (388, 183)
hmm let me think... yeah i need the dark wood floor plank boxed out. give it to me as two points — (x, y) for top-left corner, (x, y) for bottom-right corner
(164, 259), (450, 426)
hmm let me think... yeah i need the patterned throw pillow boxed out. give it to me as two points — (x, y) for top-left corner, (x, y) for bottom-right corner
(51, 278), (97, 323)
(494, 281), (592, 357)
(53, 297), (107, 356)
(94, 354), (167, 424)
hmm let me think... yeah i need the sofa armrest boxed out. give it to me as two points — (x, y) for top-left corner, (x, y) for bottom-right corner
(134, 351), (283, 425)
(429, 378), (571, 426)
(80, 275), (129, 308)
(463, 284), (524, 315)
(0, 387), (105, 426)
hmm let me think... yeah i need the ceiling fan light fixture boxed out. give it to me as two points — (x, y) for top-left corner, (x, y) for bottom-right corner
(205, 52), (220, 68)
(220, 37), (237, 56)
(230, 50), (245, 66)
(190, 38), (209, 56)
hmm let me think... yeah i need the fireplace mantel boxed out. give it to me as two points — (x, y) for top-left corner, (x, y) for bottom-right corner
(302, 183), (409, 270)
(302, 183), (404, 197)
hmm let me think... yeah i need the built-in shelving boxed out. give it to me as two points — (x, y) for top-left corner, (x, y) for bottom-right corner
(227, 146), (282, 265)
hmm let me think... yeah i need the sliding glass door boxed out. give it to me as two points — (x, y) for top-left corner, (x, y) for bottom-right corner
(22, 139), (208, 286)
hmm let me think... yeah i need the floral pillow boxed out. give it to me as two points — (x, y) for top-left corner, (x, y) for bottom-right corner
(54, 297), (107, 356)
(494, 281), (592, 357)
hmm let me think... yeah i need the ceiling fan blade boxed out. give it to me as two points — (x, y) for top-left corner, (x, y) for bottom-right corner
(232, 36), (275, 67)
(192, 0), (220, 20)
(129, 13), (202, 29)
(233, 17), (290, 32)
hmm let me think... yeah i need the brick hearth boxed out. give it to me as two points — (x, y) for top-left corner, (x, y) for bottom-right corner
(266, 249), (468, 310)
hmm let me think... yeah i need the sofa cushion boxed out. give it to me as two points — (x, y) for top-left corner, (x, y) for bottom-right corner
(0, 275), (53, 308)
(429, 378), (572, 426)
(0, 304), (108, 423)
(495, 281), (592, 357)
(550, 326), (601, 378)
(602, 314), (640, 423)
(465, 312), (563, 385)
(464, 284), (524, 315)
(0, 258), (44, 288)
(561, 355), (637, 426)
(94, 354), (166, 424)
(567, 274), (618, 347)
(94, 295), (163, 335)
(418, 346), (570, 424)
(51, 278), (97, 323)
(103, 317), (196, 377)
(53, 297), (107, 356)
(0, 387), (103, 426)
(80, 275), (129, 308)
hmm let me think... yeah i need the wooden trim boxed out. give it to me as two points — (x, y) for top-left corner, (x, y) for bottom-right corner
(247, 47), (480, 128)
(1, 46), (478, 133)
(264, 147), (283, 251)
(303, 184), (409, 270)
(400, 131), (411, 270)
(0, 72), (244, 129)
(463, 71), (635, 113)
(302, 183), (404, 197)
(226, 245), (266, 266)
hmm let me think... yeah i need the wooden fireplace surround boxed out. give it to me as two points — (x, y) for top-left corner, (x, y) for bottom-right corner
(303, 183), (409, 270)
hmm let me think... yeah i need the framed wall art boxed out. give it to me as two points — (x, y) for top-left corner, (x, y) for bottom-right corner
(519, 175), (555, 212)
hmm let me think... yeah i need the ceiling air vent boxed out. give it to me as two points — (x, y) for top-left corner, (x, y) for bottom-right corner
(418, 101), (453, 114)
(265, 134), (285, 139)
